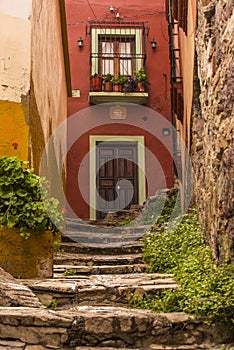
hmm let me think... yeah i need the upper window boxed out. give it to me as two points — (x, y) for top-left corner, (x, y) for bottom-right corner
(89, 21), (147, 78)
(100, 37), (135, 77)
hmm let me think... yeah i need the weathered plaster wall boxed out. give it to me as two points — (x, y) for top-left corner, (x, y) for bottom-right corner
(179, 0), (197, 150)
(0, 0), (68, 205)
(0, 10), (31, 103)
(192, 0), (234, 263)
(31, 0), (68, 139)
(30, 0), (67, 196)
(0, 4), (31, 158)
(174, 0), (197, 211)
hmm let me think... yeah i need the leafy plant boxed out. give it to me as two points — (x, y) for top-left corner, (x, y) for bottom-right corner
(123, 76), (138, 92)
(0, 156), (64, 238)
(53, 239), (64, 253)
(89, 72), (99, 80)
(133, 209), (234, 325)
(48, 298), (57, 310)
(112, 73), (127, 86)
(104, 73), (113, 82)
(63, 268), (77, 276)
(135, 67), (147, 82)
(134, 68), (149, 91)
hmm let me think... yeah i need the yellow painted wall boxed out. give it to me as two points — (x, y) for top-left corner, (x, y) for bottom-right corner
(0, 227), (53, 278)
(0, 101), (29, 160)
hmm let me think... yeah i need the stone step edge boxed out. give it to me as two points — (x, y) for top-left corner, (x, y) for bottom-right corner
(54, 253), (143, 258)
(60, 242), (144, 247)
(74, 346), (228, 350)
(0, 307), (232, 349)
(60, 241), (144, 254)
(53, 263), (147, 271)
(53, 259), (144, 266)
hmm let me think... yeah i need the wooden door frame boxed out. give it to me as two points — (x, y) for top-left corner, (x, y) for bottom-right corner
(89, 135), (146, 220)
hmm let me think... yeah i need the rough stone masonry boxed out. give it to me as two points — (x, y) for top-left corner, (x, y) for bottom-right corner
(192, 0), (234, 263)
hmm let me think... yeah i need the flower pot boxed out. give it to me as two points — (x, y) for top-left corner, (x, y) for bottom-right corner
(137, 81), (145, 92)
(90, 76), (103, 91)
(113, 85), (123, 92)
(104, 81), (113, 92)
(0, 228), (55, 278)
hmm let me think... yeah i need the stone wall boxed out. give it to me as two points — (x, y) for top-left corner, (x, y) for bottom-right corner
(192, 0), (234, 263)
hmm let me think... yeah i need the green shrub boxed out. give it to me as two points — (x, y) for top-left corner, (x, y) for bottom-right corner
(0, 156), (64, 238)
(141, 190), (180, 227)
(134, 209), (234, 325)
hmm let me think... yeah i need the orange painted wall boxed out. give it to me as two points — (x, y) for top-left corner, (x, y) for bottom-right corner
(66, 0), (171, 118)
(65, 0), (174, 219)
(0, 101), (29, 160)
(67, 123), (174, 219)
(66, 104), (174, 219)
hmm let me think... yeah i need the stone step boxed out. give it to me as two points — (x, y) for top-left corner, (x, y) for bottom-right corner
(75, 348), (140, 350)
(60, 241), (144, 255)
(0, 268), (41, 308)
(54, 264), (147, 275)
(21, 273), (176, 308)
(0, 306), (231, 349)
(74, 345), (224, 350)
(63, 219), (149, 246)
(66, 218), (148, 233)
(149, 345), (228, 349)
(63, 231), (146, 246)
(54, 252), (144, 266)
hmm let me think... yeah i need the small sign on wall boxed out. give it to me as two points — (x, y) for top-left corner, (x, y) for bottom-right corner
(109, 106), (127, 119)
(72, 90), (80, 97)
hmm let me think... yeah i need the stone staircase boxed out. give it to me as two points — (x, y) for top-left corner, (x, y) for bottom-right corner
(0, 217), (233, 349)
(22, 223), (177, 309)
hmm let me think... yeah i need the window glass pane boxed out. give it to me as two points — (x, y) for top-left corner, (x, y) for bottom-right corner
(102, 42), (114, 57)
(120, 60), (132, 75)
(119, 42), (131, 57)
(102, 60), (114, 75)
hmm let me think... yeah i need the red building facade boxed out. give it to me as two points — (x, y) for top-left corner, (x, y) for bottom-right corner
(65, 0), (174, 220)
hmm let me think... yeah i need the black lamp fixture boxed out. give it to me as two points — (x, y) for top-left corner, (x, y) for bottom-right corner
(151, 38), (157, 49)
(77, 37), (83, 48)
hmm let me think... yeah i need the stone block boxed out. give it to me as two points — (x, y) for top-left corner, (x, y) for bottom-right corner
(84, 316), (113, 334)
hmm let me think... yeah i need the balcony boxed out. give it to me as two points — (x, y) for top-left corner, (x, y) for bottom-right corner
(89, 72), (149, 105)
(89, 91), (148, 105)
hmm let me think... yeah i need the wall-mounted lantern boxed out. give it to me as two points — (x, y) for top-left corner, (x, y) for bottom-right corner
(151, 38), (157, 49)
(77, 37), (83, 48)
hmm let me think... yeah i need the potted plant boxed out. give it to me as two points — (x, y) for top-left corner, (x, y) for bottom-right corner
(135, 68), (149, 92)
(0, 156), (64, 278)
(123, 76), (138, 93)
(103, 73), (113, 92)
(89, 73), (103, 92)
(112, 73), (127, 92)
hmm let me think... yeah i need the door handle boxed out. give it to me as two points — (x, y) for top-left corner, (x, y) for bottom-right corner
(117, 178), (122, 190)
